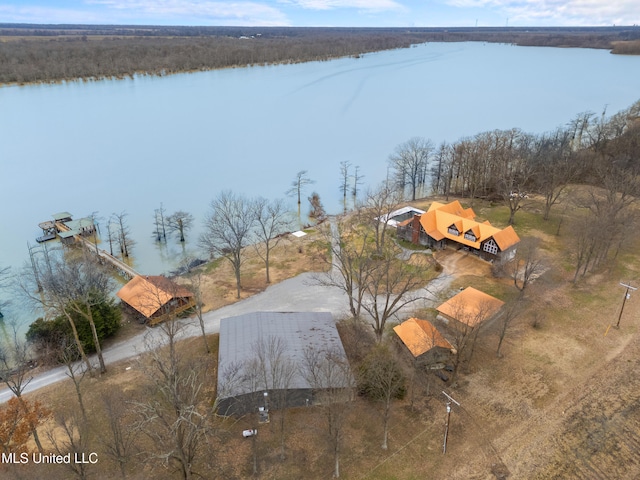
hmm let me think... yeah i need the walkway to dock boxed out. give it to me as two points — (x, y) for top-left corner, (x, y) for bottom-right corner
(93, 246), (139, 280)
(56, 221), (140, 280)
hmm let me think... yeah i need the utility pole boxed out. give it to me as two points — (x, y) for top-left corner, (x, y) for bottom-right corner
(442, 391), (460, 454)
(616, 282), (637, 328)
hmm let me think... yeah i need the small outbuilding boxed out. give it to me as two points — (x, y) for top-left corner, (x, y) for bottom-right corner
(436, 287), (504, 329)
(393, 318), (454, 368)
(116, 275), (195, 325)
(377, 206), (426, 228)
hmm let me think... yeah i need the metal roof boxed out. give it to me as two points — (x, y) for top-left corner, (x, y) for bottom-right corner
(52, 212), (72, 221)
(393, 318), (453, 357)
(116, 275), (194, 318)
(436, 287), (504, 327)
(217, 312), (349, 398)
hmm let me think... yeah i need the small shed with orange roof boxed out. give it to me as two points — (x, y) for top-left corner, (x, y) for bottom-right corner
(393, 318), (454, 366)
(436, 287), (504, 329)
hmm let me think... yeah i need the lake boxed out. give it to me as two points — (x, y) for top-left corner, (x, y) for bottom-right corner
(1, 41), (640, 330)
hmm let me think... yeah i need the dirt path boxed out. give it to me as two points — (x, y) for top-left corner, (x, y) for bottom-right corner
(495, 325), (640, 479)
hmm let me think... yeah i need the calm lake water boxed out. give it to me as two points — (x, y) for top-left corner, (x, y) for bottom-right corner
(1, 41), (640, 330)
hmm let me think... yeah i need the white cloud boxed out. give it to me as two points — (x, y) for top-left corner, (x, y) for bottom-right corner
(85, 0), (290, 25)
(0, 6), (107, 24)
(444, 0), (640, 25)
(278, 0), (404, 12)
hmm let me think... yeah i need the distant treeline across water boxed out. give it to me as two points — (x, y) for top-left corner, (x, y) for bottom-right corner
(1, 25), (640, 85)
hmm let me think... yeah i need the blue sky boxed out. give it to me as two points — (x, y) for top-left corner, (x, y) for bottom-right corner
(0, 1), (638, 27)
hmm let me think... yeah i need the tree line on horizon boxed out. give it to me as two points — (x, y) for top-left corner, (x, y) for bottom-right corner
(1, 25), (639, 85)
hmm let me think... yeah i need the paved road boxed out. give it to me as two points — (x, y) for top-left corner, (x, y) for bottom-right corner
(0, 220), (454, 404)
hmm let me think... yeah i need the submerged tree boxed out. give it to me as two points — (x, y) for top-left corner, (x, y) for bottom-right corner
(167, 210), (195, 242)
(286, 170), (314, 206)
(113, 211), (135, 258)
(153, 204), (168, 242)
(339, 161), (351, 213)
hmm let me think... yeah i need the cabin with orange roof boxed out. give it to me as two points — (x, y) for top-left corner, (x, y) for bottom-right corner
(393, 318), (455, 367)
(397, 200), (520, 264)
(117, 275), (195, 325)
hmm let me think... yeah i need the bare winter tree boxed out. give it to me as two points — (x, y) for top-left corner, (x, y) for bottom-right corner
(19, 247), (114, 375)
(253, 336), (297, 460)
(46, 410), (91, 480)
(388, 137), (433, 201)
(301, 346), (355, 478)
(113, 211), (135, 258)
(357, 344), (406, 450)
(105, 221), (117, 256)
(133, 316), (213, 480)
(0, 321), (45, 453)
(352, 165), (364, 202)
(101, 390), (139, 479)
(313, 217), (371, 319)
(570, 166), (639, 282)
(448, 299), (495, 381)
(167, 210), (194, 242)
(496, 298), (523, 358)
(339, 160), (351, 213)
(60, 342), (89, 425)
(253, 197), (292, 284)
(153, 204), (168, 242)
(360, 245), (432, 343)
(358, 182), (403, 255)
(200, 191), (256, 299)
(286, 170), (315, 206)
(529, 128), (577, 220)
(430, 141), (452, 196)
(185, 271), (210, 354)
(0, 264), (10, 317)
(511, 237), (545, 293)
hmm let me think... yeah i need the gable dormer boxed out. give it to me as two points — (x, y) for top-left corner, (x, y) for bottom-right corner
(464, 229), (477, 242)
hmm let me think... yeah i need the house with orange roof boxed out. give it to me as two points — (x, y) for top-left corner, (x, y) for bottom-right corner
(393, 318), (454, 366)
(117, 275), (195, 326)
(397, 200), (520, 264)
(436, 287), (504, 329)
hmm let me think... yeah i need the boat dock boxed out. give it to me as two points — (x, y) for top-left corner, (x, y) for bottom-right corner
(36, 212), (140, 280)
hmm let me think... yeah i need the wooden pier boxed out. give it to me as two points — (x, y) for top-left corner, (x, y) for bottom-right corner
(94, 247), (139, 280)
(56, 220), (140, 280)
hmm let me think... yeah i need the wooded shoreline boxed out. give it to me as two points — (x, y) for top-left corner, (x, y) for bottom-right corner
(1, 25), (639, 86)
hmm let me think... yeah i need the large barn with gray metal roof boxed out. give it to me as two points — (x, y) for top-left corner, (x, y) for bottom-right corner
(217, 311), (352, 416)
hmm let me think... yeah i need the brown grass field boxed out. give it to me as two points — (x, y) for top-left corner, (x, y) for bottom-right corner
(3, 194), (640, 479)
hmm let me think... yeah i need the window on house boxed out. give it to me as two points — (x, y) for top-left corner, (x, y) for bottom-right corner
(448, 225), (459, 236)
(464, 231), (476, 241)
(483, 240), (498, 255)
